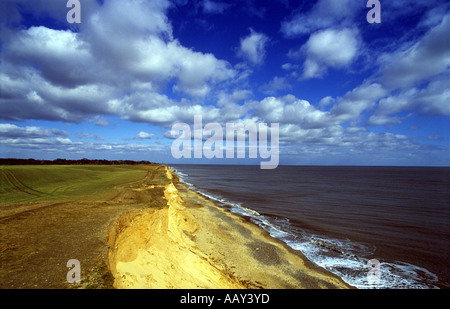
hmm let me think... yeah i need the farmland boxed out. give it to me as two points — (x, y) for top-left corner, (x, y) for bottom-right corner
(0, 164), (168, 288)
(0, 165), (150, 203)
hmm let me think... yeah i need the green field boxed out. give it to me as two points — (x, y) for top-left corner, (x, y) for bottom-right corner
(0, 165), (150, 203)
(0, 164), (169, 288)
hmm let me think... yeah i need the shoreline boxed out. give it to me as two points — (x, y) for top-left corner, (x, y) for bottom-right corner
(0, 163), (352, 289)
(107, 165), (352, 289)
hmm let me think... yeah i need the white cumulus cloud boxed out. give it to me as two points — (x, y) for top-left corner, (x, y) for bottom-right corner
(301, 28), (361, 79)
(238, 29), (269, 65)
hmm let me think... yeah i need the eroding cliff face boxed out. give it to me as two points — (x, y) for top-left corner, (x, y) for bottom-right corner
(107, 165), (352, 289)
(106, 169), (245, 289)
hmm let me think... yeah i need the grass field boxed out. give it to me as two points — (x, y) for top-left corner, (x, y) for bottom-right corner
(0, 165), (151, 203)
(0, 164), (169, 288)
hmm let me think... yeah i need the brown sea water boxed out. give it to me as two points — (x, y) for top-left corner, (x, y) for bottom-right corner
(170, 164), (450, 289)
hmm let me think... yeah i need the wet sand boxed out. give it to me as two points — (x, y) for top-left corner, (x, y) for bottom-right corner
(107, 166), (351, 289)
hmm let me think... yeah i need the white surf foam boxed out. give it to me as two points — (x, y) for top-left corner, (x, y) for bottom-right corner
(171, 167), (441, 289)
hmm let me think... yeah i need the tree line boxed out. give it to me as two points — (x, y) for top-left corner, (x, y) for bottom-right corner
(0, 158), (156, 165)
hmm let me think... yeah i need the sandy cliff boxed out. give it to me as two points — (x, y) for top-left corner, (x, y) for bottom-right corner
(107, 166), (351, 289)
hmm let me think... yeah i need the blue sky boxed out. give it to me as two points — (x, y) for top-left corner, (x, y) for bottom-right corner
(0, 0), (449, 166)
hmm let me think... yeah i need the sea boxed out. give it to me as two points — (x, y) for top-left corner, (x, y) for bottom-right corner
(169, 164), (450, 289)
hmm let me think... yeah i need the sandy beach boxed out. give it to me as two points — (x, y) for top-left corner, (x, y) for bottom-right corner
(107, 165), (351, 289)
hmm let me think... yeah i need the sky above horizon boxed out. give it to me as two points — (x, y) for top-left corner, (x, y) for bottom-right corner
(0, 0), (449, 166)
